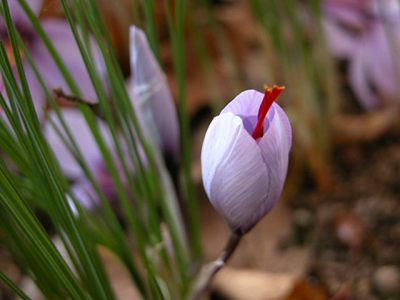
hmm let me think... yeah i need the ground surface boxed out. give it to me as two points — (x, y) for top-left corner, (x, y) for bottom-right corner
(196, 125), (400, 300)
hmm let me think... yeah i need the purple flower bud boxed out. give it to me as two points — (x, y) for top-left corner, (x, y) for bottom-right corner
(126, 26), (180, 162)
(201, 87), (292, 234)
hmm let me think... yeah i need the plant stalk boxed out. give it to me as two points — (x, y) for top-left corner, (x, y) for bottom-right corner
(190, 231), (242, 300)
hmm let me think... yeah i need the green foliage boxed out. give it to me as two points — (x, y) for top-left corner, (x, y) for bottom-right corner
(0, 0), (197, 298)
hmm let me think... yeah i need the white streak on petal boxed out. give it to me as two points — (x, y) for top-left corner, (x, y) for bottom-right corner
(70, 179), (97, 210)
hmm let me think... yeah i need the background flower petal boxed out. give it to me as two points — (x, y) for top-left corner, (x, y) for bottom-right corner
(323, 0), (370, 29)
(129, 26), (164, 89)
(0, 0), (43, 29)
(348, 44), (380, 109)
(44, 109), (113, 179)
(129, 26), (180, 159)
(32, 19), (106, 102)
(0, 65), (46, 124)
(323, 19), (359, 58)
(24, 66), (46, 120)
(365, 22), (399, 98)
(70, 178), (97, 210)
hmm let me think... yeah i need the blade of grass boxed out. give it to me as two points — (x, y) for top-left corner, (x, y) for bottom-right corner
(72, 0), (191, 287)
(140, 0), (161, 60)
(0, 271), (31, 300)
(163, 0), (202, 264)
(1, 2), (116, 298)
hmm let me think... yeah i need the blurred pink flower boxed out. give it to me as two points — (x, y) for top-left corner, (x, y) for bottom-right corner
(126, 26), (180, 162)
(0, 0), (105, 120)
(201, 87), (292, 234)
(323, 0), (400, 109)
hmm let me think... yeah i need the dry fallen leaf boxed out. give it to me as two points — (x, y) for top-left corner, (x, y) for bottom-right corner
(212, 267), (296, 300)
(331, 104), (399, 144)
(283, 279), (328, 300)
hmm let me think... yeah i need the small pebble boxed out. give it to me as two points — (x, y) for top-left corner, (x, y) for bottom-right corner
(335, 213), (365, 251)
(292, 208), (314, 244)
(372, 265), (400, 296)
(293, 209), (314, 228)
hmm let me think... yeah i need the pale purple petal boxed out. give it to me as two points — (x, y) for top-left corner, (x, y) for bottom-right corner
(221, 89), (291, 147)
(221, 89), (277, 136)
(324, 1), (400, 109)
(322, 0), (378, 61)
(31, 19), (105, 102)
(0, 64), (46, 123)
(257, 103), (292, 214)
(219, 91), (291, 227)
(0, 0), (43, 29)
(364, 23), (398, 97)
(202, 89), (292, 233)
(378, 0), (400, 19)
(323, 0), (369, 29)
(130, 26), (164, 88)
(129, 26), (180, 160)
(70, 178), (98, 209)
(24, 65), (46, 121)
(201, 112), (270, 233)
(70, 165), (118, 210)
(135, 82), (180, 157)
(126, 78), (158, 144)
(0, 76), (4, 99)
(0, 77), (12, 124)
(44, 109), (113, 179)
(222, 89), (263, 117)
(71, 162), (125, 210)
(323, 19), (359, 58)
(95, 163), (118, 200)
(348, 45), (380, 109)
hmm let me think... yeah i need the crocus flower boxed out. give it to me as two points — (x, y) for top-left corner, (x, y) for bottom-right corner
(201, 86), (292, 234)
(126, 25), (180, 162)
(323, 0), (400, 109)
(0, 0), (104, 121)
(44, 109), (117, 209)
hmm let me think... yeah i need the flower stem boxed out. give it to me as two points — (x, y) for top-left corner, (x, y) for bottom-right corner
(190, 231), (242, 300)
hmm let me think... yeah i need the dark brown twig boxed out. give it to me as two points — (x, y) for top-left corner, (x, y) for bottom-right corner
(53, 88), (97, 107)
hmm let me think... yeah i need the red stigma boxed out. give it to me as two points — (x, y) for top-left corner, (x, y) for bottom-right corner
(251, 85), (285, 140)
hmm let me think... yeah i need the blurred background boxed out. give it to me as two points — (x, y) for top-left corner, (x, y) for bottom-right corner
(2, 0), (400, 299)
